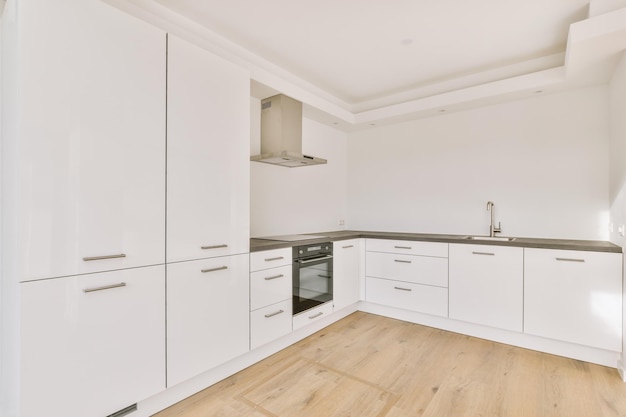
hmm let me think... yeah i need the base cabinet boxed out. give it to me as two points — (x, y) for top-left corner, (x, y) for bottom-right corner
(249, 250), (293, 349)
(20, 266), (165, 417)
(524, 248), (622, 351)
(167, 255), (249, 387)
(333, 239), (361, 310)
(449, 244), (523, 332)
(365, 239), (449, 317)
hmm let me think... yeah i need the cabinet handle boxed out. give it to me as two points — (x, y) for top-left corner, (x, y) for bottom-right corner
(342, 245), (354, 249)
(318, 274), (332, 278)
(82, 253), (126, 262)
(83, 282), (126, 293)
(265, 256), (284, 262)
(264, 274), (284, 281)
(201, 244), (228, 250)
(394, 259), (412, 264)
(394, 245), (412, 250)
(394, 286), (412, 292)
(201, 266), (228, 273)
(556, 257), (585, 263)
(309, 312), (324, 319)
(264, 309), (285, 318)
(472, 251), (495, 256)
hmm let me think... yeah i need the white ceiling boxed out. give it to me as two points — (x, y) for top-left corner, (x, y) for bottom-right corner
(151, 0), (590, 110)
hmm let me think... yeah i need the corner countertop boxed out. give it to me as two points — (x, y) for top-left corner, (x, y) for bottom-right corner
(250, 230), (623, 253)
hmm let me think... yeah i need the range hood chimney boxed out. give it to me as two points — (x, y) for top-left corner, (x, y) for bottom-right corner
(250, 94), (327, 167)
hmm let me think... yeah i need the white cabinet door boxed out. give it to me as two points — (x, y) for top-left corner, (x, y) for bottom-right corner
(167, 254), (250, 387)
(11, 0), (166, 282)
(166, 35), (250, 263)
(449, 244), (523, 332)
(524, 248), (622, 351)
(20, 266), (165, 417)
(333, 239), (361, 310)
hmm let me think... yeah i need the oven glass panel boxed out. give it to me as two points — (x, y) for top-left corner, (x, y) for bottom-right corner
(293, 256), (333, 315)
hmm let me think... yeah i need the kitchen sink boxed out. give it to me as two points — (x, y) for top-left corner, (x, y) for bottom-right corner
(464, 236), (516, 242)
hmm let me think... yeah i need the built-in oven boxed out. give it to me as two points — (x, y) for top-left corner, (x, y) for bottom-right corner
(292, 242), (333, 315)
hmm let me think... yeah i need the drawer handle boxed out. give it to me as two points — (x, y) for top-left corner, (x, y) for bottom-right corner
(472, 251), (495, 256)
(394, 259), (412, 264)
(265, 256), (285, 262)
(342, 245), (354, 249)
(264, 274), (284, 281)
(556, 257), (585, 263)
(201, 244), (228, 250)
(318, 274), (332, 278)
(201, 266), (228, 273)
(83, 282), (126, 293)
(394, 286), (412, 292)
(394, 245), (412, 250)
(264, 309), (284, 318)
(309, 312), (324, 319)
(82, 253), (126, 262)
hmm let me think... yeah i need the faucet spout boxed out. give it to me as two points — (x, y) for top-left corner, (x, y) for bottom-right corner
(486, 201), (502, 237)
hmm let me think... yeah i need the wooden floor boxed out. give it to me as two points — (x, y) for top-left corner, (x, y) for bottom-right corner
(154, 311), (626, 417)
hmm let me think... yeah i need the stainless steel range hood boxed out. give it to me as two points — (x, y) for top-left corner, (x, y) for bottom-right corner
(250, 94), (327, 167)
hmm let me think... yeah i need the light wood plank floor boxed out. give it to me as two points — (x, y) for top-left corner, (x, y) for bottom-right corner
(154, 312), (626, 417)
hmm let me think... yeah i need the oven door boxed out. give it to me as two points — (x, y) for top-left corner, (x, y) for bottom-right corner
(293, 255), (333, 315)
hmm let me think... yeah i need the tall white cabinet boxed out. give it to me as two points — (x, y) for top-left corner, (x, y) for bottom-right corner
(2, 0), (168, 416)
(166, 35), (250, 263)
(5, 0), (167, 283)
(165, 35), (251, 387)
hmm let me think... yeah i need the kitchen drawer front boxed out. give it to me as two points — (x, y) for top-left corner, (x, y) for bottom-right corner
(366, 239), (448, 258)
(524, 248), (622, 351)
(293, 302), (333, 330)
(250, 265), (292, 310)
(250, 248), (292, 271)
(250, 299), (292, 350)
(366, 277), (448, 317)
(366, 251), (448, 287)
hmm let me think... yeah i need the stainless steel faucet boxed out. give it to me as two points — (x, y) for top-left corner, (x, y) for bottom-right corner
(487, 201), (502, 237)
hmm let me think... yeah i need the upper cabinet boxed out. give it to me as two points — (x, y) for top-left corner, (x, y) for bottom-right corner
(4, 0), (167, 282)
(166, 35), (250, 263)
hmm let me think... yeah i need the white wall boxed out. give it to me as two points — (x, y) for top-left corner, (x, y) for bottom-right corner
(607, 51), (626, 371)
(347, 86), (610, 240)
(250, 98), (348, 237)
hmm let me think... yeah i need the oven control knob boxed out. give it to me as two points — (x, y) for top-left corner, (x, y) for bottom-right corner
(299, 249), (303, 255)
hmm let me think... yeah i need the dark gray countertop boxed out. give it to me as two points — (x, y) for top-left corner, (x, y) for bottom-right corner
(250, 230), (623, 253)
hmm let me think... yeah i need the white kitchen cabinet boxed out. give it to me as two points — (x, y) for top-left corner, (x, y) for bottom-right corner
(449, 244), (523, 332)
(366, 276), (448, 317)
(524, 248), (622, 351)
(20, 266), (165, 417)
(250, 249), (293, 349)
(250, 265), (292, 311)
(250, 247), (292, 271)
(251, 299), (293, 350)
(365, 239), (449, 317)
(4, 0), (166, 282)
(167, 254), (250, 387)
(166, 35), (250, 263)
(366, 251), (448, 287)
(366, 239), (448, 257)
(293, 302), (334, 330)
(333, 239), (361, 310)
